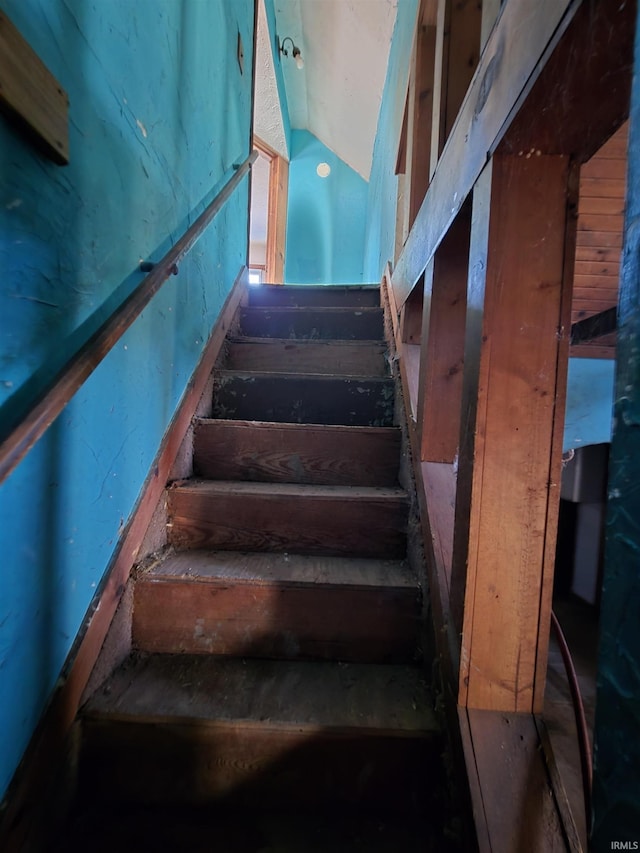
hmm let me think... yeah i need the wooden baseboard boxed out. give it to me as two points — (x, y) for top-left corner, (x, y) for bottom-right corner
(0, 267), (248, 852)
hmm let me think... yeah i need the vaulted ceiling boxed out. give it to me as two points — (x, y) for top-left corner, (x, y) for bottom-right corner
(256, 0), (399, 181)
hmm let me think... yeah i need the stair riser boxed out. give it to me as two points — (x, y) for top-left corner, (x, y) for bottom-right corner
(79, 719), (437, 814)
(194, 421), (401, 486)
(248, 285), (380, 308)
(212, 375), (395, 427)
(167, 490), (408, 558)
(225, 340), (389, 376)
(239, 308), (384, 340)
(133, 578), (420, 662)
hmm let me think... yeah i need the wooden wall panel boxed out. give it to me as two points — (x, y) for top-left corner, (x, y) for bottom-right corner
(573, 122), (628, 345)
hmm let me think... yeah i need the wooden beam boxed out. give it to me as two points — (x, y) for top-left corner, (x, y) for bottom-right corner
(452, 153), (575, 713)
(418, 202), (471, 463)
(392, 0), (579, 309)
(409, 21), (437, 226)
(0, 11), (69, 164)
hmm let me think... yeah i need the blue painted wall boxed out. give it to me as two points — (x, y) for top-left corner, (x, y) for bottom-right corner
(285, 130), (368, 284)
(364, 0), (419, 281)
(563, 358), (615, 451)
(0, 0), (254, 801)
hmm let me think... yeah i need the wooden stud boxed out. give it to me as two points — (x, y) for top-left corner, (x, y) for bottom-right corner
(408, 19), (437, 226)
(452, 153), (575, 713)
(418, 202), (471, 463)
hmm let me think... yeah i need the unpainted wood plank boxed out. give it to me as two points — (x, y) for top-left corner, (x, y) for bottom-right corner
(409, 22), (437, 226)
(593, 120), (628, 158)
(573, 262), (620, 279)
(167, 480), (408, 558)
(224, 338), (388, 376)
(247, 285), (380, 308)
(570, 343), (615, 359)
(422, 462), (456, 596)
(442, 0), (482, 140)
(575, 246), (622, 263)
(0, 11), (69, 163)
(577, 212), (624, 233)
(454, 154), (573, 713)
(571, 298), (618, 319)
(418, 205), (470, 463)
(467, 709), (570, 852)
(580, 157), (627, 181)
(133, 555), (421, 662)
(85, 655), (437, 733)
(578, 196), (625, 216)
(143, 550), (415, 587)
(575, 230), (623, 249)
(194, 419), (400, 486)
(579, 177), (627, 198)
(212, 372), (395, 428)
(239, 306), (384, 340)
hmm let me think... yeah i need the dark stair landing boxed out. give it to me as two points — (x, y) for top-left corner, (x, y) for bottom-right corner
(53, 284), (450, 851)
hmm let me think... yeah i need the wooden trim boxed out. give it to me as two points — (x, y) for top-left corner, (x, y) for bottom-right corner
(0, 151), (258, 486)
(0, 11), (69, 164)
(254, 136), (288, 285)
(0, 270), (248, 853)
(266, 154), (288, 284)
(392, 0), (579, 309)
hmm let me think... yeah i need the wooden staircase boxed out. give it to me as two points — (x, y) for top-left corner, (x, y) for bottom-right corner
(54, 284), (449, 851)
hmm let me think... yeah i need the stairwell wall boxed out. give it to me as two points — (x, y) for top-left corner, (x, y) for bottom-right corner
(0, 0), (254, 802)
(285, 129), (368, 284)
(363, 0), (419, 283)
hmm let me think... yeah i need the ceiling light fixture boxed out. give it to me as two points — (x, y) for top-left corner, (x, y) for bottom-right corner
(277, 35), (304, 70)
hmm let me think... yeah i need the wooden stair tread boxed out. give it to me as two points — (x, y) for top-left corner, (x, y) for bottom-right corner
(248, 284), (381, 308)
(140, 549), (417, 589)
(170, 479), (406, 500)
(224, 337), (389, 377)
(238, 306), (384, 341)
(215, 368), (393, 382)
(84, 654), (438, 735)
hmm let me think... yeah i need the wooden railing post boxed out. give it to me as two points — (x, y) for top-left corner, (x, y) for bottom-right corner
(451, 151), (576, 713)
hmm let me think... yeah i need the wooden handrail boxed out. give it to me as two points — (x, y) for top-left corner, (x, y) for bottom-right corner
(0, 150), (258, 485)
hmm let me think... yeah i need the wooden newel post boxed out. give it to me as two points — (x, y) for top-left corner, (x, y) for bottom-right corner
(451, 152), (577, 713)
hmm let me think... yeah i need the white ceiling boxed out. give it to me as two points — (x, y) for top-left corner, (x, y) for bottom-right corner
(254, 0), (289, 158)
(271, 0), (399, 180)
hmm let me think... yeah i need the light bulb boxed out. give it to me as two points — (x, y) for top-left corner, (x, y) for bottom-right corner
(294, 49), (304, 70)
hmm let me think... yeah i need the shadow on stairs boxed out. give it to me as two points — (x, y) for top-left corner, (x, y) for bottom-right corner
(51, 283), (457, 852)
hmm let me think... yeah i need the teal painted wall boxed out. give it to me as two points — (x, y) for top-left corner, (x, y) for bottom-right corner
(564, 358), (615, 451)
(0, 0), (254, 801)
(285, 130), (368, 284)
(364, 0), (419, 281)
(592, 9), (640, 843)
